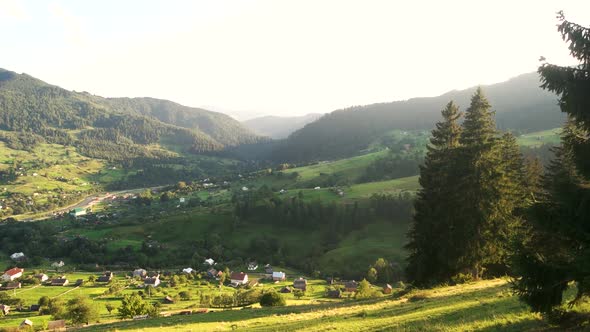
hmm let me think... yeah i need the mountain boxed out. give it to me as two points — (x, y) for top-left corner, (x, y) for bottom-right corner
(0, 68), (262, 161)
(243, 113), (324, 138)
(270, 72), (564, 162)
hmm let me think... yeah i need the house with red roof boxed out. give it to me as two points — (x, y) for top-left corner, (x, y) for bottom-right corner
(1, 267), (23, 282)
(230, 272), (249, 285)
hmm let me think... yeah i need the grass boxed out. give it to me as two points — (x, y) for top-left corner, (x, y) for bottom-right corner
(319, 221), (410, 277)
(517, 128), (561, 147)
(80, 279), (555, 331)
(281, 150), (389, 183)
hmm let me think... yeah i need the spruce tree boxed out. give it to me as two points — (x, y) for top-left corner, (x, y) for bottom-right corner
(406, 101), (463, 285)
(513, 13), (590, 315)
(454, 88), (526, 279)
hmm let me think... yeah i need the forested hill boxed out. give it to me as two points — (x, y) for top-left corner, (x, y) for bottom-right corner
(272, 72), (564, 162)
(0, 68), (262, 160)
(103, 97), (260, 146)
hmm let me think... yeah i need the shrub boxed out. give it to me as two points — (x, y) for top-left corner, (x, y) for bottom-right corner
(178, 291), (191, 301)
(259, 291), (286, 307)
(450, 273), (473, 285)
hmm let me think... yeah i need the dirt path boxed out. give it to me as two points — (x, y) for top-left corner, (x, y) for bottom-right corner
(52, 286), (81, 298)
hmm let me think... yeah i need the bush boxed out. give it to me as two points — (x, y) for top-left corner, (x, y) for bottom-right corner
(178, 291), (191, 301)
(450, 273), (473, 285)
(259, 291), (286, 307)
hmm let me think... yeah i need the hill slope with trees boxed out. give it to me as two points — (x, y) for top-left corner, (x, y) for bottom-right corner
(271, 72), (564, 162)
(0, 68), (262, 160)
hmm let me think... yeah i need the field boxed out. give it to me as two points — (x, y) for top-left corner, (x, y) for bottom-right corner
(281, 150), (388, 183)
(516, 128), (561, 147)
(79, 279), (558, 331)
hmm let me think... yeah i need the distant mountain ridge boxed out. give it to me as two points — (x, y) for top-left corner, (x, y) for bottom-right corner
(271, 72), (564, 162)
(243, 113), (323, 138)
(0, 68), (262, 160)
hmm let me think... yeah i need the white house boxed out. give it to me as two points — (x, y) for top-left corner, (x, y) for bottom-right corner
(247, 262), (258, 271)
(182, 268), (194, 274)
(2, 267), (24, 282)
(10, 252), (25, 261)
(230, 272), (249, 285)
(143, 276), (161, 288)
(51, 261), (65, 268)
(314, 186), (321, 190)
(34, 273), (49, 282)
(179, 197), (186, 203)
(241, 186), (249, 191)
(204, 258), (215, 266)
(133, 269), (147, 278)
(272, 271), (286, 281)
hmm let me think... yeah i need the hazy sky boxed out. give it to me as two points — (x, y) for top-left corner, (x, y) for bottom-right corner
(1, 0), (589, 120)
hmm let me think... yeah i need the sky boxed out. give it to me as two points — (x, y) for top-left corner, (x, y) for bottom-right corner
(1, 0), (589, 120)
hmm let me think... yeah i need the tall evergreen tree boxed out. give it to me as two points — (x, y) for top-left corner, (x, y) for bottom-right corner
(513, 13), (590, 315)
(406, 101), (463, 285)
(455, 88), (526, 279)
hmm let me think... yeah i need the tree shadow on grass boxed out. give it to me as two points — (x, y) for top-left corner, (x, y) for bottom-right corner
(85, 283), (553, 331)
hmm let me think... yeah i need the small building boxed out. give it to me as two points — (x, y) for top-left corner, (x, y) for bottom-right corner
(207, 268), (219, 278)
(1, 282), (21, 290)
(70, 207), (87, 217)
(0, 304), (9, 315)
(164, 296), (175, 304)
(327, 289), (342, 298)
(293, 278), (308, 291)
(51, 261), (65, 268)
(133, 269), (147, 278)
(179, 197), (186, 203)
(1, 267), (24, 282)
(20, 319), (33, 329)
(75, 279), (85, 286)
(383, 284), (393, 294)
(272, 271), (286, 281)
(264, 264), (273, 278)
(344, 280), (358, 292)
(204, 258), (215, 266)
(51, 278), (69, 286)
(241, 186), (249, 191)
(280, 286), (292, 293)
(47, 320), (66, 331)
(29, 304), (40, 312)
(97, 271), (113, 283)
(10, 252), (25, 261)
(230, 272), (249, 285)
(143, 276), (160, 288)
(182, 268), (194, 274)
(34, 273), (49, 282)
(247, 262), (258, 271)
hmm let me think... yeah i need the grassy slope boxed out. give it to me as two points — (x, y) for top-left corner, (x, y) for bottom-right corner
(516, 128), (561, 147)
(281, 150), (388, 183)
(84, 279), (554, 332)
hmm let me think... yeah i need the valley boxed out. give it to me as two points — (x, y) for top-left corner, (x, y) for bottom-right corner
(0, 68), (573, 331)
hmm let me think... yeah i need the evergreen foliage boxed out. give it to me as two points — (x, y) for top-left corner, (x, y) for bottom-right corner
(513, 13), (590, 316)
(405, 101), (464, 285)
(407, 91), (529, 286)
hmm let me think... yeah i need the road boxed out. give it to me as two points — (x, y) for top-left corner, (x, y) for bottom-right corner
(15, 186), (165, 222)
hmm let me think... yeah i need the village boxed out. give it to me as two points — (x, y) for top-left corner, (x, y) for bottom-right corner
(0, 255), (394, 330)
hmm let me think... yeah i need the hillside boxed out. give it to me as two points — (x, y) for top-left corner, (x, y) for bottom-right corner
(83, 279), (555, 331)
(271, 72), (564, 162)
(0, 68), (262, 158)
(104, 97), (261, 146)
(243, 113), (324, 138)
